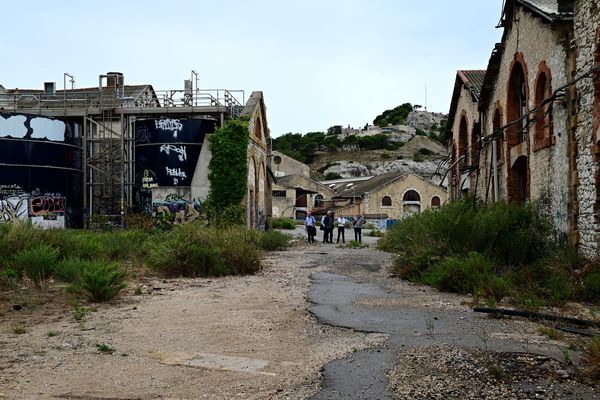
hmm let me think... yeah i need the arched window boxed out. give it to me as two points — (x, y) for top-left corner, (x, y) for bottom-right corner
(402, 190), (421, 216)
(534, 65), (553, 151)
(492, 107), (504, 164)
(471, 122), (480, 166)
(458, 115), (468, 167)
(381, 196), (392, 207)
(507, 58), (528, 150)
(314, 194), (324, 207)
(403, 190), (420, 202)
(254, 116), (262, 140)
(431, 196), (441, 208)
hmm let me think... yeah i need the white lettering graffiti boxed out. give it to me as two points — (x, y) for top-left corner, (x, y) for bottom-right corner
(165, 167), (187, 179)
(155, 118), (183, 138)
(160, 144), (187, 162)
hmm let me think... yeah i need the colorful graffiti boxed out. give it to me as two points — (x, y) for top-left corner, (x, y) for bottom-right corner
(153, 194), (202, 225)
(0, 185), (66, 229)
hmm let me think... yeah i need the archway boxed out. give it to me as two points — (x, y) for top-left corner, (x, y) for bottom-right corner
(509, 156), (529, 205)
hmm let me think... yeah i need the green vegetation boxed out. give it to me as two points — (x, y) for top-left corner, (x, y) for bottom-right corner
(373, 103), (414, 126)
(271, 218), (296, 230)
(206, 118), (250, 221)
(0, 218), (292, 306)
(324, 172), (342, 180)
(95, 343), (116, 354)
(579, 336), (600, 385)
(379, 199), (600, 307)
(12, 322), (26, 334)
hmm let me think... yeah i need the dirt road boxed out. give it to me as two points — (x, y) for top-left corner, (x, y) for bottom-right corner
(1, 229), (598, 399)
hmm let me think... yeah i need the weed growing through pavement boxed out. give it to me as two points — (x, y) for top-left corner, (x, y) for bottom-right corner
(425, 318), (435, 337)
(538, 326), (564, 341)
(95, 343), (115, 354)
(72, 300), (89, 321)
(12, 322), (26, 334)
(47, 331), (58, 337)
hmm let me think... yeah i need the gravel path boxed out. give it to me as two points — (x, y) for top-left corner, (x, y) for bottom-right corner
(0, 227), (598, 399)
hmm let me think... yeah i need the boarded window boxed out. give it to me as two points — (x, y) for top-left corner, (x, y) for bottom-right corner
(431, 196), (441, 207)
(381, 196), (392, 207)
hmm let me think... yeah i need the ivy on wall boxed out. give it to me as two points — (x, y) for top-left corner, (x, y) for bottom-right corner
(207, 118), (250, 212)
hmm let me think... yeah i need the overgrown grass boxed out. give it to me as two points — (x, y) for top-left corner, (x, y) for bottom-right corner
(579, 336), (600, 386)
(0, 218), (291, 304)
(271, 218), (296, 230)
(378, 199), (600, 307)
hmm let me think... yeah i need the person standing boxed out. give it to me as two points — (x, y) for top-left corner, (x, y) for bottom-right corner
(305, 211), (316, 244)
(336, 215), (346, 244)
(321, 211), (333, 243)
(352, 214), (366, 243)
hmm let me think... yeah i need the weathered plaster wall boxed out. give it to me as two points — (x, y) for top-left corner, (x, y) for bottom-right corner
(482, 5), (572, 237)
(574, 0), (600, 257)
(272, 150), (310, 177)
(363, 173), (447, 219)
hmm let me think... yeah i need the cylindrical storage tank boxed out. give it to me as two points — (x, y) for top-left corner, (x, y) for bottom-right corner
(134, 117), (216, 214)
(0, 112), (83, 228)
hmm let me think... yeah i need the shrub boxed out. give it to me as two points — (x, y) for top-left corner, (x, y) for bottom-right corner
(80, 261), (127, 302)
(145, 224), (261, 277)
(422, 252), (509, 301)
(580, 267), (600, 302)
(324, 172), (342, 180)
(13, 244), (59, 287)
(259, 231), (291, 251)
(271, 218), (296, 230)
(579, 336), (600, 385)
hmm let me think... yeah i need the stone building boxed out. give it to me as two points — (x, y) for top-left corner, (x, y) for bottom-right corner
(447, 70), (486, 200)
(329, 172), (447, 226)
(448, 0), (600, 256)
(271, 174), (335, 219)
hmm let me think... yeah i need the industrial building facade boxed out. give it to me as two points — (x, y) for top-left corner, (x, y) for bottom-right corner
(0, 72), (271, 229)
(447, 0), (600, 257)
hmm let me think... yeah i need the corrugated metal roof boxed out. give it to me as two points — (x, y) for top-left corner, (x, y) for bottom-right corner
(457, 70), (486, 98)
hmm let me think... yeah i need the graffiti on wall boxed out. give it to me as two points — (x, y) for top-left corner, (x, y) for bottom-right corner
(0, 185), (66, 228)
(153, 193), (202, 225)
(0, 196), (28, 223)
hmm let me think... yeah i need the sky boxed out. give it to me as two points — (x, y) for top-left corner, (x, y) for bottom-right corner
(1, 1), (504, 137)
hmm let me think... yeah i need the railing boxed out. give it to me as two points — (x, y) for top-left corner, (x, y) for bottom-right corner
(0, 88), (245, 111)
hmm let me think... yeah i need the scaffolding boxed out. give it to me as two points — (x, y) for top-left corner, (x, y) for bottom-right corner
(0, 72), (245, 225)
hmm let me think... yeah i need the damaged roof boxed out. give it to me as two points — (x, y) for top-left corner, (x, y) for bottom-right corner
(446, 70), (487, 139)
(503, 0), (574, 23)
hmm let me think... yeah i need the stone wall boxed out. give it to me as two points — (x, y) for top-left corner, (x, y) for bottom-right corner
(481, 5), (572, 238)
(574, 0), (600, 257)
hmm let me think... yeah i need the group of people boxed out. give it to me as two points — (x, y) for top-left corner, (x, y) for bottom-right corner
(304, 210), (366, 244)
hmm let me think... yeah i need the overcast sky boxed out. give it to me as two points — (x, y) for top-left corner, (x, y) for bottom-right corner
(1, 1), (503, 137)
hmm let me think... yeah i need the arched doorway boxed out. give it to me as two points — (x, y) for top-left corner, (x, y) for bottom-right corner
(510, 156), (529, 205)
(402, 190), (421, 216)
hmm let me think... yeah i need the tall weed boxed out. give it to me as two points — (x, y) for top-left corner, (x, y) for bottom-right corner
(12, 244), (59, 287)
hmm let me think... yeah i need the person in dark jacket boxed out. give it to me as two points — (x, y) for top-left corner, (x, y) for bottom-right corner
(352, 214), (366, 243)
(321, 210), (334, 243)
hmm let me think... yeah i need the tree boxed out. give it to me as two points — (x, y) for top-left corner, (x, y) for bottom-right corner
(373, 103), (413, 127)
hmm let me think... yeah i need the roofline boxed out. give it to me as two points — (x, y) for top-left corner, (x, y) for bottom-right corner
(362, 171), (446, 196)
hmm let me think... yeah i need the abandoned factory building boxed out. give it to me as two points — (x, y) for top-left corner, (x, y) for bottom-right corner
(0, 72), (271, 229)
(447, 0), (600, 257)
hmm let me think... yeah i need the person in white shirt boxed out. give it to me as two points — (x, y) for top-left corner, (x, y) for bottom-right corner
(336, 216), (346, 244)
(305, 211), (316, 244)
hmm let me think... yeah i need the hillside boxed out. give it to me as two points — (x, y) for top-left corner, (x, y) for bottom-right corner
(273, 108), (449, 182)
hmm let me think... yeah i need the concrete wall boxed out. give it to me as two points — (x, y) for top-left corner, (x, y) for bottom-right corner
(272, 150), (310, 177)
(574, 0), (600, 257)
(481, 5), (572, 239)
(362, 173), (447, 219)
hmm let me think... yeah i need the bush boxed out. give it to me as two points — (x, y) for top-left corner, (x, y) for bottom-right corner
(272, 218), (296, 230)
(580, 267), (600, 302)
(324, 172), (342, 180)
(13, 244), (59, 287)
(145, 224), (261, 277)
(259, 231), (291, 251)
(81, 261), (127, 302)
(422, 252), (509, 301)
(379, 199), (572, 304)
